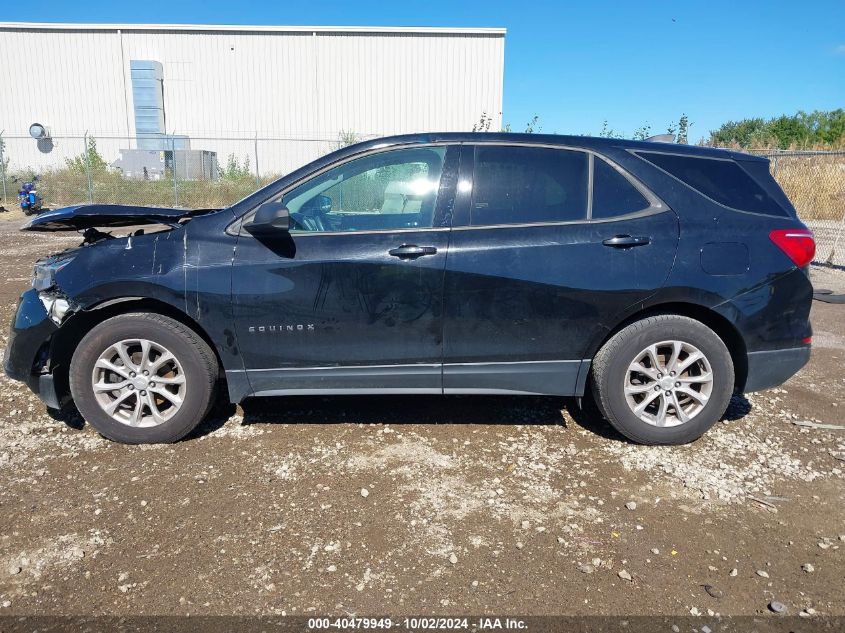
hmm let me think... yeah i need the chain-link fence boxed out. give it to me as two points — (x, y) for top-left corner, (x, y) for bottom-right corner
(746, 149), (845, 267)
(0, 133), (373, 212)
(1, 134), (843, 266)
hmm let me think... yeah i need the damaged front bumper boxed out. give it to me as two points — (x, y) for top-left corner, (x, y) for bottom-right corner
(4, 288), (63, 408)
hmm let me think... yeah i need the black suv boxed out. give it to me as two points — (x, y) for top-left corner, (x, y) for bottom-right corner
(5, 133), (815, 445)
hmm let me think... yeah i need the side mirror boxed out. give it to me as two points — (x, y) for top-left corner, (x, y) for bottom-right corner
(244, 201), (290, 235)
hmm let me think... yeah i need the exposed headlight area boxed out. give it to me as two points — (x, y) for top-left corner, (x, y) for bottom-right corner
(32, 257), (75, 324)
(32, 257), (73, 292)
(39, 293), (71, 325)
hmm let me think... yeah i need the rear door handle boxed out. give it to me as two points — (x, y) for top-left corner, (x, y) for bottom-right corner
(388, 244), (438, 259)
(602, 235), (651, 248)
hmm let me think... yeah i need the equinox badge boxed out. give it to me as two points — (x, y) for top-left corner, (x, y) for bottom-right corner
(248, 324), (316, 333)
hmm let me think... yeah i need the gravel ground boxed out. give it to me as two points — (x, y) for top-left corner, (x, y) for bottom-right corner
(0, 214), (842, 618)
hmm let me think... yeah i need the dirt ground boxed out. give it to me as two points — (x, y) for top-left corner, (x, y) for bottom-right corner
(0, 212), (842, 619)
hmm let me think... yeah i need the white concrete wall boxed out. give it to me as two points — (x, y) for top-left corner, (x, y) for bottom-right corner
(0, 23), (505, 175)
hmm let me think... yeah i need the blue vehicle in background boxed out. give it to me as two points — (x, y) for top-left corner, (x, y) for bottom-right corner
(16, 176), (43, 215)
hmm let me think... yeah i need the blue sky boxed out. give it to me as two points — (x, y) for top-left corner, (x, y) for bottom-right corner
(4, 0), (843, 140)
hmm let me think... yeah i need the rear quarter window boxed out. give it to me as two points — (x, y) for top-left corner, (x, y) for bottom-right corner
(591, 157), (650, 219)
(637, 151), (789, 216)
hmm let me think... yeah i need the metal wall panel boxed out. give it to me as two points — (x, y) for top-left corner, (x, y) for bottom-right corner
(0, 29), (130, 135)
(0, 24), (505, 175)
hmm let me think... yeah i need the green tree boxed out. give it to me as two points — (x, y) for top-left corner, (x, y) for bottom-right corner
(472, 111), (523, 133)
(219, 154), (252, 180)
(709, 118), (767, 147)
(337, 130), (361, 148)
(0, 136), (9, 178)
(472, 112), (494, 132)
(676, 114), (690, 144)
(709, 109), (845, 148)
(598, 120), (622, 139)
(474, 112), (542, 134)
(66, 136), (108, 173)
(632, 123), (652, 141)
(523, 115), (541, 133)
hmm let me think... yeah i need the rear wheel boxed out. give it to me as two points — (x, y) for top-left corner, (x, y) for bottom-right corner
(590, 315), (734, 445)
(69, 313), (217, 444)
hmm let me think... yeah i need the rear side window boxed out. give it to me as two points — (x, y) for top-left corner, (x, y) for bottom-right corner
(471, 146), (588, 226)
(638, 151), (787, 215)
(591, 158), (650, 219)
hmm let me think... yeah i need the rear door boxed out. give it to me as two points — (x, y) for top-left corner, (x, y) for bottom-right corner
(442, 144), (678, 395)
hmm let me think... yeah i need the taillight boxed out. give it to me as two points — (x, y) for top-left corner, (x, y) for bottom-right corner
(769, 229), (815, 267)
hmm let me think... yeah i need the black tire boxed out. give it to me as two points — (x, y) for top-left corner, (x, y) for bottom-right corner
(590, 315), (734, 445)
(69, 313), (218, 444)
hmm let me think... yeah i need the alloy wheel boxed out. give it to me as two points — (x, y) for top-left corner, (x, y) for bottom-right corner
(91, 339), (187, 428)
(623, 340), (713, 428)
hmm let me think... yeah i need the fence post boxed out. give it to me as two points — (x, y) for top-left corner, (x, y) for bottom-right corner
(0, 131), (7, 205)
(254, 132), (260, 188)
(829, 209), (845, 267)
(171, 135), (179, 207)
(83, 132), (94, 203)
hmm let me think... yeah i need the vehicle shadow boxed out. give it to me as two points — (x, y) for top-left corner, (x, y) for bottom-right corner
(231, 392), (632, 443)
(46, 404), (85, 429)
(237, 394), (569, 426)
(48, 390), (755, 445)
(723, 393), (753, 420)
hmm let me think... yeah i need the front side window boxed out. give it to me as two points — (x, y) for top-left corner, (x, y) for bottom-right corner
(279, 146), (447, 233)
(471, 146), (589, 226)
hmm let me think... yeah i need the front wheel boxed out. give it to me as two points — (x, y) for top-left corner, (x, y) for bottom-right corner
(590, 315), (734, 445)
(69, 313), (218, 444)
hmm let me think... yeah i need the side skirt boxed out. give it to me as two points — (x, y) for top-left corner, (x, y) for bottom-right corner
(443, 360), (589, 396)
(226, 360), (592, 402)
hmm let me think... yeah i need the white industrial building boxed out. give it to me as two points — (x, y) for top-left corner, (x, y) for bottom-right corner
(0, 22), (505, 177)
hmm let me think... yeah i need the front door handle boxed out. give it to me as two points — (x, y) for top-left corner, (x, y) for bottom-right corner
(602, 235), (651, 248)
(388, 244), (438, 259)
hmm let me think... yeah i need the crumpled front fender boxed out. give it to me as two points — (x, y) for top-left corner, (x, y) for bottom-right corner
(3, 288), (64, 407)
(4, 289), (57, 379)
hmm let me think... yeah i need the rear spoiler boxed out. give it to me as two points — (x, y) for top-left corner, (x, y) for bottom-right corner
(645, 134), (676, 143)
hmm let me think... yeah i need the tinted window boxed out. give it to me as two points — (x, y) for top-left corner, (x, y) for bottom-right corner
(279, 147), (447, 233)
(471, 146), (588, 226)
(639, 151), (785, 215)
(591, 158), (649, 218)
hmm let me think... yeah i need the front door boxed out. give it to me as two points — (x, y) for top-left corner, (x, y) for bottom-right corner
(442, 144), (678, 395)
(231, 145), (459, 396)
